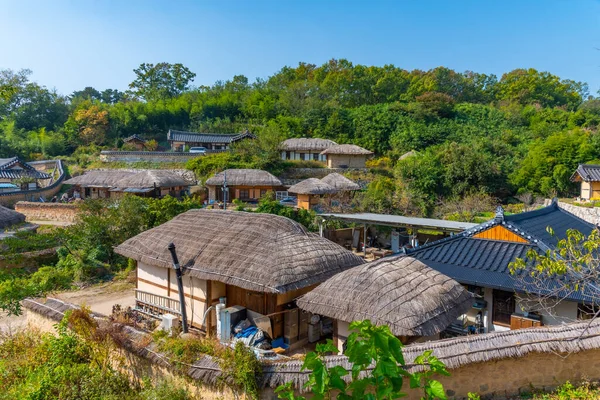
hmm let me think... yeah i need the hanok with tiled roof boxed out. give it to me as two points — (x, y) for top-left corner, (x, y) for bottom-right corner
(0, 157), (51, 191)
(167, 129), (255, 152)
(570, 164), (600, 200)
(407, 199), (597, 333)
(122, 134), (147, 150)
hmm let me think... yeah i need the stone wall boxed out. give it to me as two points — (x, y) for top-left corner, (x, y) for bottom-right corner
(545, 199), (600, 225)
(100, 151), (198, 163)
(15, 201), (79, 223)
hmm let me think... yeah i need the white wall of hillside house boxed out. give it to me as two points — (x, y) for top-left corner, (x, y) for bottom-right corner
(335, 320), (351, 354)
(137, 262), (224, 330)
(280, 151), (327, 162)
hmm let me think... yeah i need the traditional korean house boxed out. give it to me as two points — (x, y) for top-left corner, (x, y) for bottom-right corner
(287, 178), (337, 210)
(280, 138), (337, 162)
(114, 210), (365, 340)
(320, 173), (360, 192)
(0, 205), (25, 230)
(320, 144), (373, 169)
(167, 129), (255, 152)
(297, 256), (472, 351)
(407, 199), (597, 334)
(122, 134), (148, 150)
(64, 170), (192, 199)
(570, 164), (600, 200)
(204, 169), (283, 203)
(0, 157), (51, 191)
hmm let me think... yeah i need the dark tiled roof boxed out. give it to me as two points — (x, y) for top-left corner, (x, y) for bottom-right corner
(123, 134), (147, 143)
(571, 164), (600, 182)
(0, 157), (51, 180)
(408, 201), (597, 302)
(167, 130), (255, 144)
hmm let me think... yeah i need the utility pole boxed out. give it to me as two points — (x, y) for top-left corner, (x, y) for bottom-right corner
(222, 170), (228, 210)
(168, 243), (189, 334)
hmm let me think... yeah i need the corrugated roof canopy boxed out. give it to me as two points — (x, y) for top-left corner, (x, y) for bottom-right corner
(114, 209), (365, 293)
(297, 256), (472, 337)
(320, 212), (477, 232)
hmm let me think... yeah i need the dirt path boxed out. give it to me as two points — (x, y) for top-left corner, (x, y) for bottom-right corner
(0, 280), (135, 334)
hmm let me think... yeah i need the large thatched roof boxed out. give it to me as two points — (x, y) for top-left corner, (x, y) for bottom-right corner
(114, 209), (365, 293)
(65, 170), (190, 188)
(0, 205), (25, 230)
(287, 178), (337, 195)
(280, 138), (337, 151)
(205, 169), (282, 187)
(297, 256), (472, 337)
(320, 173), (360, 191)
(321, 144), (373, 155)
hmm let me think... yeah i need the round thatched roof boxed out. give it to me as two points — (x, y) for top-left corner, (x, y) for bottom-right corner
(320, 144), (373, 155)
(399, 150), (417, 160)
(297, 256), (473, 337)
(205, 169), (282, 187)
(65, 170), (190, 188)
(0, 205), (25, 230)
(114, 209), (365, 293)
(287, 178), (337, 195)
(280, 138), (337, 152)
(320, 173), (360, 191)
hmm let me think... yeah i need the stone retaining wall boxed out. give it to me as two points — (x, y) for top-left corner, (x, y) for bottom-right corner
(15, 201), (79, 223)
(100, 151), (198, 163)
(545, 199), (600, 225)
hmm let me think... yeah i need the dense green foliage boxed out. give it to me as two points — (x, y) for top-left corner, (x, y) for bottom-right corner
(0, 310), (192, 399)
(1, 60), (599, 212)
(276, 320), (450, 400)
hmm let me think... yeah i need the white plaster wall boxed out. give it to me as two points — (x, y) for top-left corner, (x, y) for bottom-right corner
(336, 320), (351, 354)
(138, 262), (168, 295)
(516, 297), (578, 326)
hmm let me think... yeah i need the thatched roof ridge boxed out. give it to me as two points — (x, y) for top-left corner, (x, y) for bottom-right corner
(114, 209), (365, 293)
(297, 256), (472, 337)
(261, 318), (600, 390)
(320, 173), (360, 191)
(0, 205), (26, 230)
(287, 178), (337, 195)
(64, 170), (190, 188)
(280, 138), (337, 151)
(205, 169), (282, 187)
(321, 144), (373, 155)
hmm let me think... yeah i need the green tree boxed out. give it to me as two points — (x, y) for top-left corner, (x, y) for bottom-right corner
(275, 320), (449, 400)
(129, 62), (196, 101)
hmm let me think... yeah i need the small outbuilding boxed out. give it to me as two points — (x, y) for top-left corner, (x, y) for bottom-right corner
(570, 164), (600, 200)
(205, 169), (283, 203)
(288, 178), (337, 210)
(297, 256), (473, 351)
(64, 170), (192, 199)
(114, 209), (365, 339)
(320, 173), (360, 192)
(280, 138), (337, 162)
(320, 144), (373, 169)
(0, 156), (52, 191)
(122, 134), (148, 150)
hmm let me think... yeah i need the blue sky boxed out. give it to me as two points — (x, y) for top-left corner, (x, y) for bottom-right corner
(2, 0), (600, 96)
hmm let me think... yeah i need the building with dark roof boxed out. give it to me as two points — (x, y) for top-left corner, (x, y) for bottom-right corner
(122, 134), (147, 150)
(0, 157), (52, 191)
(167, 129), (255, 152)
(571, 164), (600, 200)
(407, 199), (597, 334)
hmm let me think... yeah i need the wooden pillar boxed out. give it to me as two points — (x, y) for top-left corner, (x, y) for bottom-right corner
(363, 224), (367, 257)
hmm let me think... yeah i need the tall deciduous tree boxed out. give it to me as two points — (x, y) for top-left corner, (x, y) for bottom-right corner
(129, 62), (196, 101)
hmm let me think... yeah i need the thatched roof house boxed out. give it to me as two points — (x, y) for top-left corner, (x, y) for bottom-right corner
(64, 170), (192, 199)
(288, 178), (338, 210)
(115, 209), (364, 293)
(297, 256), (472, 344)
(288, 178), (337, 195)
(280, 138), (337, 162)
(205, 169), (283, 203)
(320, 173), (360, 191)
(320, 144), (373, 168)
(205, 169), (282, 187)
(0, 205), (25, 230)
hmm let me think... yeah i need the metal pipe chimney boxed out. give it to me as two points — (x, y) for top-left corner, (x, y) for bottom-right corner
(168, 243), (189, 333)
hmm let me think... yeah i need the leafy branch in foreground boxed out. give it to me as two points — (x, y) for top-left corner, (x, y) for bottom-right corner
(275, 320), (449, 400)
